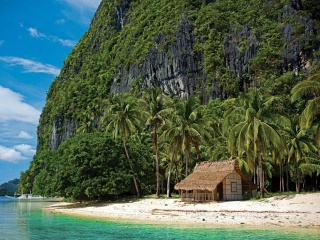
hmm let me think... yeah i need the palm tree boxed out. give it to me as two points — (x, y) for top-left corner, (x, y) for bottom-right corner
(291, 73), (320, 146)
(201, 99), (227, 161)
(159, 96), (213, 197)
(157, 141), (178, 197)
(144, 87), (168, 197)
(103, 92), (148, 197)
(164, 131), (183, 198)
(284, 118), (318, 192)
(222, 93), (257, 182)
(227, 91), (285, 198)
(163, 96), (213, 177)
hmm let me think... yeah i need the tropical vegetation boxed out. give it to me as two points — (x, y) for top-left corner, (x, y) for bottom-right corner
(18, 0), (320, 200)
(19, 73), (320, 199)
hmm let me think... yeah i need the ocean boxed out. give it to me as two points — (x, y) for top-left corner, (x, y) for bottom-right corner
(0, 196), (319, 240)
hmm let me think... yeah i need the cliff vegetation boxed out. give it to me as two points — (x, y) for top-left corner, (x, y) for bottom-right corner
(19, 0), (320, 200)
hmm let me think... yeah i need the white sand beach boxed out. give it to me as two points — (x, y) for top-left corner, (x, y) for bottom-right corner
(47, 193), (320, 228)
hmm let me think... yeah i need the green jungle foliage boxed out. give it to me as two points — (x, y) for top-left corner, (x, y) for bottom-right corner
(19, 133), (154, 200)
(20, 0), (320, 199)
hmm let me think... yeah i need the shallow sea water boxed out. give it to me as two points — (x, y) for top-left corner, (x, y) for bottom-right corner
(0, 197), (319, 240)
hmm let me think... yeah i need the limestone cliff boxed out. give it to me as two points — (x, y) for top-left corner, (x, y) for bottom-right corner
(37, 0), (320, 151)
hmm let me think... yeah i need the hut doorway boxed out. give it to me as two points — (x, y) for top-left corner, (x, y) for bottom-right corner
(217, 182), (223, 200)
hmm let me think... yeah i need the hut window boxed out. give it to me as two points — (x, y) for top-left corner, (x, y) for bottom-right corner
(231, 182), (237, 192)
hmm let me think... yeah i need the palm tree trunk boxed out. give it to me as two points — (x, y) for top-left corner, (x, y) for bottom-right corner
(185, 147), (189, 177)
(167, 151), (175, 198)
(281, 170), (284, 192)
(279, 163), (282, 192)
(257, 147), (264, 199)
(153, 126), (160, 197)
(161, 177), (164, 194)
(155, 149), (160, 197)
(296, 162), (300, 193)
(286, 160), (289, 192)
(195, 144), (201, 161)
(123, 141), (140, 198)
(281, 161), (285, 192)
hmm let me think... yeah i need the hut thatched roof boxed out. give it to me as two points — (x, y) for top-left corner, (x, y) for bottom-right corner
(174, 160), (255, 191)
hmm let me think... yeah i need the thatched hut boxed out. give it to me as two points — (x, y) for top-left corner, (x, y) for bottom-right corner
(174, 160), (257, 202)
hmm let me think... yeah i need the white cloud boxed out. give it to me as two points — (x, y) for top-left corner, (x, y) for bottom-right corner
(60, 0), (101, 25)
(0, 86), (41, 124)
(0, 144), (36, 163)
(0, 40), (4, 47)
(18, 131), (34, 139)
(50, 36), (77, 47)
(0, 56), (60, 76)
(64, 0), (101, 10)
(26, 26), (76, 48)
(0, 145), (25, 163)
(57, 38), (77, 47)
(55, 19), (66, 25)
(13, 144), (36, 157)
(27, 27), (46, 38)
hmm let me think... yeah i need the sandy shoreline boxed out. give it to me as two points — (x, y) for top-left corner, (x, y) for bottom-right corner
(46, 193), (320, 229)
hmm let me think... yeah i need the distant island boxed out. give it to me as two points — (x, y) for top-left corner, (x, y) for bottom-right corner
(0, 179), (19, 196)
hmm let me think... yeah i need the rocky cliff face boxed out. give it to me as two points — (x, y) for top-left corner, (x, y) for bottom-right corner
(110, 0), (319, 101)
(223, 24), (259, 89)
(38, 0), (320, 151)
(49, 116), (75, 151)
(111, 15), (204, 99)
(280, 4), (317, 74)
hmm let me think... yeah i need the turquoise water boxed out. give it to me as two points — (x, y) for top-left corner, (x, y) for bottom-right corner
(0, 197), (319, 240)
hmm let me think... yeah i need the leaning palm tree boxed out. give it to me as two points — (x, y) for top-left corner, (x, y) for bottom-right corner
(291, 73), (320, 146)
(103, 92), (148, 197)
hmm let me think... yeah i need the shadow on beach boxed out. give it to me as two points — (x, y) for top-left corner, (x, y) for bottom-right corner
(272, 194), (296, 200)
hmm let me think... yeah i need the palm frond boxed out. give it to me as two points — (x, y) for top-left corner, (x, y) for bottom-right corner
(291, 76), (320, 102)
(299, 97), (320, 128)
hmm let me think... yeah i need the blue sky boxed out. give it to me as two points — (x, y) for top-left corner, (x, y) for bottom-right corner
(0, 0), (101, 184)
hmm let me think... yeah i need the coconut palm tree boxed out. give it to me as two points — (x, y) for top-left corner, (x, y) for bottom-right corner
(222, 93), (257, 181)
(103, 92), (148, 197)
(291, 73), (320, 146)
(144, 87), (170, 197)
(227, 91), (285, 198)
(159, 96), (214, 197)
(164, 131), (183, 198)
(200, 99), (226, 160)
(162, 96), (213, 177)
(284, 117), (318, 192)
(157, 141), (179, 197)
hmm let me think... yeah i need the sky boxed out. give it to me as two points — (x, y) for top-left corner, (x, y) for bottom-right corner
(0, 0), (102, 184)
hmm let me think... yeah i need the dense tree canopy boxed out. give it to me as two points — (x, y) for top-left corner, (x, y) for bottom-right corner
(20, 133), (154, 200)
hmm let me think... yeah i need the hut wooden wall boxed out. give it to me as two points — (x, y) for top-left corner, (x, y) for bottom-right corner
(223, 170), (242, 200)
